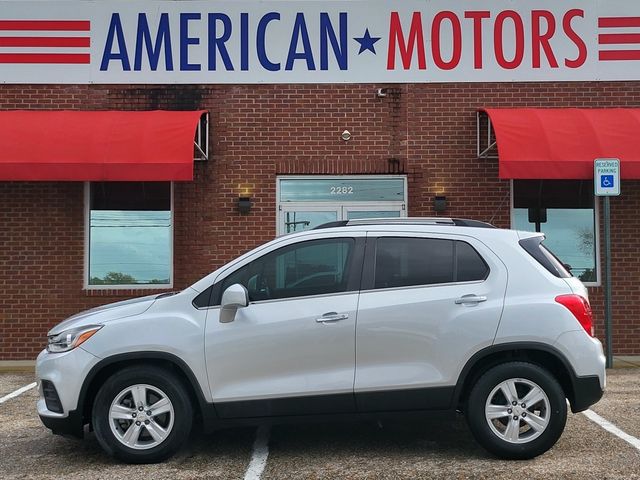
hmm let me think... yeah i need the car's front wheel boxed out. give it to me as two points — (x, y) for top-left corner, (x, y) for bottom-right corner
(466, 362), (567, 459)
(92, 365), (193, 463)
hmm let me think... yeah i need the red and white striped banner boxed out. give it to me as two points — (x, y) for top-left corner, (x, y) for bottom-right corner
(0, 19), (90, 64)
(598, 17), (640, 62)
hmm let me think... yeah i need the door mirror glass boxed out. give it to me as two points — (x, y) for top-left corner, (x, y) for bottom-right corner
(220, 284), (249, 323)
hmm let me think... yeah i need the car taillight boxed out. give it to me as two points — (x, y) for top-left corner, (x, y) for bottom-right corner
(555, 294), (594, 337)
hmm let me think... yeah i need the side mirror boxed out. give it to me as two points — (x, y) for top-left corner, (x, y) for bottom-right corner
(220, 284), (249, 323)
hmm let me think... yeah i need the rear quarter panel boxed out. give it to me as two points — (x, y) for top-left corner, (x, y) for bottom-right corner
(494, 234), (584, 345)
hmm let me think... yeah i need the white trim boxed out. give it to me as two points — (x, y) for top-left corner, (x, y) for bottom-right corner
(84, 182), (174, 291)
(509, 180), (515, 229)
(83, 181), (90, 290)
(509, 180), (601, 287)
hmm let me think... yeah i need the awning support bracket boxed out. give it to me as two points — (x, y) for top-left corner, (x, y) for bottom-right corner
(477, 111), (498, 159)
(194, 112), (209, 161)
(194, 141), (207, 161)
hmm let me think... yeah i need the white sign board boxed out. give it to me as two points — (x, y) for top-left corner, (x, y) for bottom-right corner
(1, 0), (640, 84)
(594, 158), (621, 196)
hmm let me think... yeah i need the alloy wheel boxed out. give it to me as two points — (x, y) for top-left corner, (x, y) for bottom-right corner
(484, 378), (551, 444)
(108, 384), (175, 450)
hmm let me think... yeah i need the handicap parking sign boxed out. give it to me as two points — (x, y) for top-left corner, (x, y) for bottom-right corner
(594, 159), (620, 196)
(601, 175), (614, 189)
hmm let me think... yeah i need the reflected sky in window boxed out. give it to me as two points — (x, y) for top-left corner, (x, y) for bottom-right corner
(514, 208), (596, 281)
(89, 210), (171, 285)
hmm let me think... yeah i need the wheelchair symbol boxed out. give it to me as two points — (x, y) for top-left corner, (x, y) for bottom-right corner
(601, 175), (614, 188)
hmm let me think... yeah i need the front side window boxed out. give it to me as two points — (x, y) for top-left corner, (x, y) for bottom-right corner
(373, 237), (488, 289)
(513, 180), (597, 283)
(87, 182), (172, 287)
(218, 238), (355, 302)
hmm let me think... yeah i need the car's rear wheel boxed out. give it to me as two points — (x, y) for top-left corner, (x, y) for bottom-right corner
(466, 362), (567, 459)
(92, 365), (193, 463)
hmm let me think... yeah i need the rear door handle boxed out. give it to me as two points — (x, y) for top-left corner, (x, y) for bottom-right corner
(455, 295), (487, 305)
(316, 312), (349, 323)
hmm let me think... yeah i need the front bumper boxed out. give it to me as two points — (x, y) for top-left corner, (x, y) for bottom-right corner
(36, 346), (100, 436)
(38, 409), (84, 438)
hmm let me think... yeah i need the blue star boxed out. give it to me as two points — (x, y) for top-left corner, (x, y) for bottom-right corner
(354, 28), (381, 55)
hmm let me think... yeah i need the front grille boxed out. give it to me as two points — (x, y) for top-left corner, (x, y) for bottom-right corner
(41, 380), (63, 413)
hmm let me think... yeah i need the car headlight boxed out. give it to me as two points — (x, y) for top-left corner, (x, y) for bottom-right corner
(47, 325), (102, 353)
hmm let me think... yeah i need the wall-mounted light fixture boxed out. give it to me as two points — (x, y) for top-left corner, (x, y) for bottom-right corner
(238, 196), (252, 215)
(434, 195), (447, 212)
(341, 129), (352, 141)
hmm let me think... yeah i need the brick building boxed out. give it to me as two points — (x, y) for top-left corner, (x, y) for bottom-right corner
(1, 1), (639, 360)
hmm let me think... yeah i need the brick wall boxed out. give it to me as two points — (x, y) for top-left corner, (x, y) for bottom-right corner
(1, 82), (639, 359)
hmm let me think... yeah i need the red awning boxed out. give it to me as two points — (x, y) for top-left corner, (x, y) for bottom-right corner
(0, 110), (206, 181)
(482, 108), (640, 179)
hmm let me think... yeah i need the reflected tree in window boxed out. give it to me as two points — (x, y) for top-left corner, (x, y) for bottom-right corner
(88, 182), (172, 286)
(513, 180), (597, 283)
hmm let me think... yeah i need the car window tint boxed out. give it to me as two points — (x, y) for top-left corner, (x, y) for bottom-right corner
(456, 241), (489, 282)
(374, 237), (454, 288)
(218, 238), (355, 303)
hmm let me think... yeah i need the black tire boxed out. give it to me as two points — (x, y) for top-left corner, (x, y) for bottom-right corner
(465, 362), (567, 460)
(92, 365), (193, 464)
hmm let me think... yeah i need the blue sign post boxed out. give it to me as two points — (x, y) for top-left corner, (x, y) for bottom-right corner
(594, 159), (620, 368)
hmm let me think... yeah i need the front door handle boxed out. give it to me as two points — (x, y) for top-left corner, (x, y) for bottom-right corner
(316, 312), (349, 323)
(455, 294), (488, 305)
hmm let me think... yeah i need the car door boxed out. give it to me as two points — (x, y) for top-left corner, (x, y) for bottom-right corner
(204, 234), (364, 418)
(354, 231), (507, 412)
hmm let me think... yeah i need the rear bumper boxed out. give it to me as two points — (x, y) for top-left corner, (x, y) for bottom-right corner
(553, 331), (606, 412)
(570, 375), (604, 413)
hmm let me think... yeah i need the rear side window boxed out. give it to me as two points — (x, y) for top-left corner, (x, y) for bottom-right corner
(456, 241), (490, 282)
(519, 236), (572, 278)
(373, 237), (489, 289)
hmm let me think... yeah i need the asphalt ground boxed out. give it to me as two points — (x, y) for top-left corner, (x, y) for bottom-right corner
(1, 370), (639, 480)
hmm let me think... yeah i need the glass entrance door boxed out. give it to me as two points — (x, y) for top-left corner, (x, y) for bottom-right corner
(280, 207), (339, 234)
(277, 176), (408, 236)
(344, 206), (402, 220)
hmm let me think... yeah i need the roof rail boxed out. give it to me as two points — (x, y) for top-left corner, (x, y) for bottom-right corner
(313, 218), (495, 230)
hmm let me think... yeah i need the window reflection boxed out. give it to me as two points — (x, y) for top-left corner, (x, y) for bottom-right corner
(88, 182), (171, 286)
(513, 180), (596, 283)
(280, 178), (405, 202)
(219, 239), (354, 302)
(283, 211), (337, 233)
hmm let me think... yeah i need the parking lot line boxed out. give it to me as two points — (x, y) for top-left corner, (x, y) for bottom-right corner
(583, 409), (640, 451)
(0, 382), (36, 404)
(243, 425), (270, 480)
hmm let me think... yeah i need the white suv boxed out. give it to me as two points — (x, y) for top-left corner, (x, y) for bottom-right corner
(36, 218), (606, 463)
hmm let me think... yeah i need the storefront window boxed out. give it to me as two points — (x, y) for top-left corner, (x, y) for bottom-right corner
(279, 178), (405, 202)
(87, 182), (172, 287)
(513, 180), (597, 284)
(277, 176), (407, 235)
